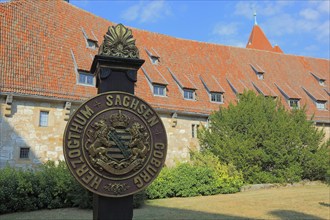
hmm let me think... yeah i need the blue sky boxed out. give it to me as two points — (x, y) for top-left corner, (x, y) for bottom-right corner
(69, 0), (329, 59)
(2, 0), (329, 59)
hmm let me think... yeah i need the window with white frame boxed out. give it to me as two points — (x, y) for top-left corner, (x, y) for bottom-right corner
(211, 92), (223, 103)
(78, 71), (94, 86)
(319, 79), (325, 86)
(289, 99), (300, 109)
(316, 101), (326, 110)
(39, 111), (49, 127)
(153, 84), (166, 96)
(184, 89), (194, 100)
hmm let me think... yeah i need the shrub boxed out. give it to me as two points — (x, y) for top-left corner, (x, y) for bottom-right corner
(0, 161), (145, 214)
(146, 152), (243, 199)
(199, 91), (329, 184)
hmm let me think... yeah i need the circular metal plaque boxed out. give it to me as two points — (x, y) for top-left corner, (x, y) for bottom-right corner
(63, 92), (167, 197)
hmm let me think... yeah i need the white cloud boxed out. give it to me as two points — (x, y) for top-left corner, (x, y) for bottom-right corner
(234, 1), (292, 19)
(121, 4), (141, 22)
(309, 0), (330, 14)
(234, 1), (257, 19)
(120, 1), (171, 23)
(299, 8), (319, 20)
(316, 20), (330, 43)
(212, 22), (239, 36)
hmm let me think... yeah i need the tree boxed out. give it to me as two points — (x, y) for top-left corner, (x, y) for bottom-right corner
(199, 91), (329, 184)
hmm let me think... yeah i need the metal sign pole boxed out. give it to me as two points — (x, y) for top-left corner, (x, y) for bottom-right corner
(90, 56), (144, 220)
(63, 24), (167, 220)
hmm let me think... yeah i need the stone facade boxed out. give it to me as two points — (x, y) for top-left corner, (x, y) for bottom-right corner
(0, 96), (207, 168)
(0, 95), (328, 169)
(0, 96), (68, 168)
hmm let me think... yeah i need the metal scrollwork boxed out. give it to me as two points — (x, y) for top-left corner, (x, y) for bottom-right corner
(98, 23), (140, 59)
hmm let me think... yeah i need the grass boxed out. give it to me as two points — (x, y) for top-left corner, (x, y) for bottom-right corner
(1, 183), (329, 220)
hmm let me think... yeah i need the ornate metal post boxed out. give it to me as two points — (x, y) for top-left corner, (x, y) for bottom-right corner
(90, 24), (144, 220)
(63, 24), (167, 220)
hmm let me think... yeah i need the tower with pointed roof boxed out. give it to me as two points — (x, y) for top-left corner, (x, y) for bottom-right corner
(246, 13), (283, 53)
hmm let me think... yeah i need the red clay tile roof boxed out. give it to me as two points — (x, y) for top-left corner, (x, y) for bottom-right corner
(246, 24), (284, 54)
(252, 81), (277, 97)
(275, 83), (301, 99)
(200, 75), (225, 93)
(303, 87), (327, 101)
(0, 0), (329, 121)
(273, 45), (283, 53)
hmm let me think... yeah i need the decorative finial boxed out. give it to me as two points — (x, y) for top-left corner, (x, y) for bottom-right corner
(98, 23), (140, 59)
(254, 12), (258, 25)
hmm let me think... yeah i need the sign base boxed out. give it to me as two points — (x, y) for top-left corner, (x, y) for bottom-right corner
(93, 194), (133, 220)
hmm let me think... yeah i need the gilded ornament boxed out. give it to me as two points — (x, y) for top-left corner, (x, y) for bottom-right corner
(98, 24), (140, 59)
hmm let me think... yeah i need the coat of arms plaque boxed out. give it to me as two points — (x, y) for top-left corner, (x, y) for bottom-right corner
(63, 91), (167, 197)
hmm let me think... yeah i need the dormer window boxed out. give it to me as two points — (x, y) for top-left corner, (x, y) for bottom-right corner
(184, 89), (195, 100)
(145, 48), (160, 65)
(81, 27), (98, 49)
(150, 56), (160, 65)
(153, 84), (166, 96)
(250, 64), (265, 80)
(257, 73), (264, 80)
(289, 99), (300, 109)
(78, 71), (94, 86)
(211, 92), (223, 103)
(316, 101), (326, 110)
(87, 39), (98, 49)
(319, 79), (325, 86)
(310, 72), (326, 87)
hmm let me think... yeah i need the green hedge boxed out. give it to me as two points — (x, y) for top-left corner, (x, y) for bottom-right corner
(0, 161), (145, 214)
(146, 152), (244, 199)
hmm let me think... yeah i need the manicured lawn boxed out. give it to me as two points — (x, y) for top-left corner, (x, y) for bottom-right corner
(1, 183), (329, 220)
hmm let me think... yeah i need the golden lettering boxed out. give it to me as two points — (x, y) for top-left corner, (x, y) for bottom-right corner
(70, 156), (83, 169)
(82, 171), (95, 184)
(115, 95), (122, 106)
(143, 109), (152, 120)
(90, 176), (102, 190)
(80, 105), (94, 119)
(146, 164), (157, 176)
(134, 176), (144, 188)
(74, 114), (87, 125)
(68, 131), (80, 140)
(123, 96), (130, 107)
(106, 95), (113, 106)
(153, 150), (163, 159)
(148, 116), (159, 127)
(140, 171), (151, 183)
(155, 143), (165, 150)
(68, 148), (81, 158)
(150, 157), (161, 168)
(67, 139), (80, 149)
(69, 122), (83, 133)
(138, 104), (146, 114)
(130, 98), (139, 110)
(76, 164), (89, 177)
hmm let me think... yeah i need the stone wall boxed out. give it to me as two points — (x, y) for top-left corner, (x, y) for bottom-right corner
(315, 122), (330, 143)
(0, 96), (207, 168)
(1, 95), (328, 169)
(0, 96), (68, 168)
(158, 113), (207, 167)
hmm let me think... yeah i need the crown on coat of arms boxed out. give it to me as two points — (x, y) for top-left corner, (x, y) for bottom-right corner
(110, 110), (130, 128)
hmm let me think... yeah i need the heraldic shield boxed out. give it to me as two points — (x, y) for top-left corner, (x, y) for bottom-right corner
(63, 92), (167, 197)
(85, 110), (150, 176)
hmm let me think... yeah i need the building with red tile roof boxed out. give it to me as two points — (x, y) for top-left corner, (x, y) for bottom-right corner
(0, 0), (329, 168)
